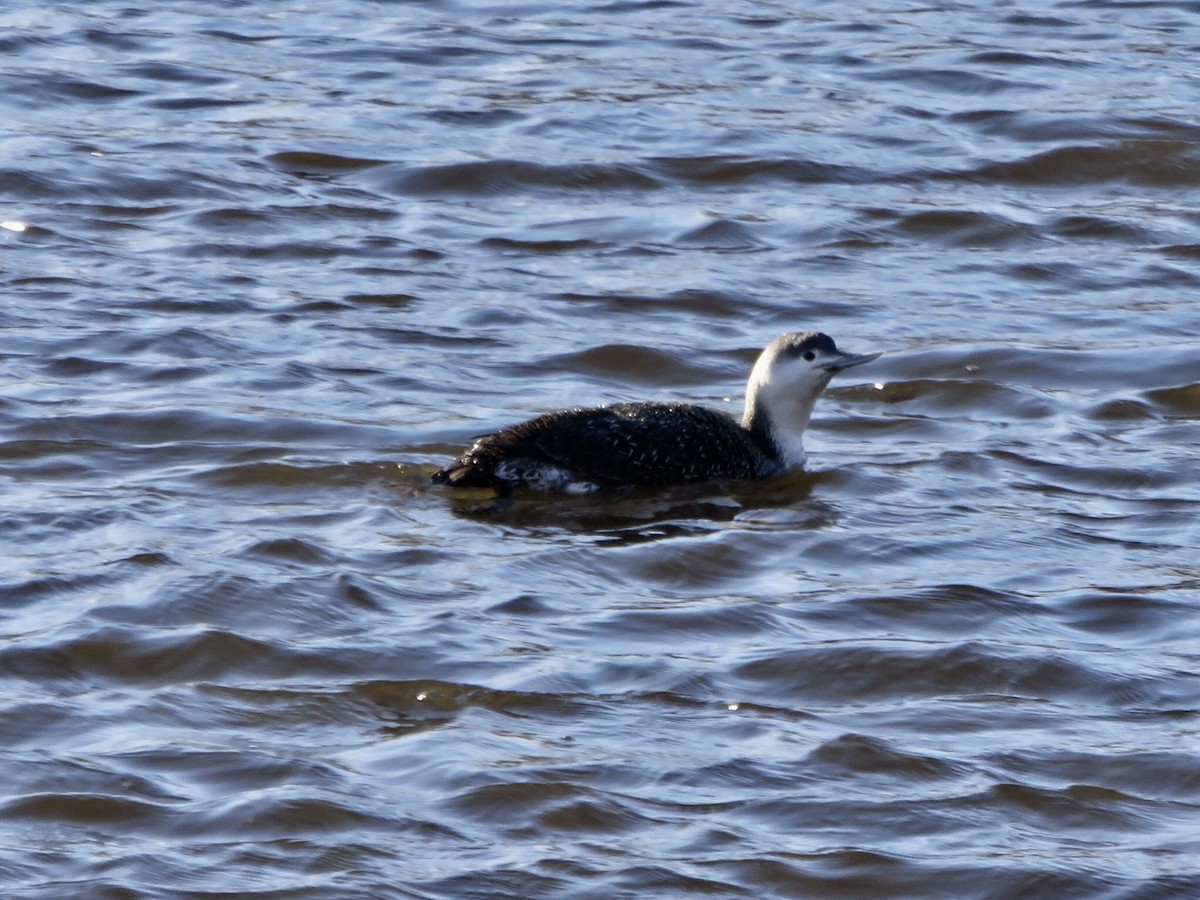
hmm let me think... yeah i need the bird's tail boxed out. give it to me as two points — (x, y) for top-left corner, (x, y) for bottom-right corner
(431, 459), (493, 488)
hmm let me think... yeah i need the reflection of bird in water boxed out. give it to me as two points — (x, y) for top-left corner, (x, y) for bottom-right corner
(433, 332), (880, 495)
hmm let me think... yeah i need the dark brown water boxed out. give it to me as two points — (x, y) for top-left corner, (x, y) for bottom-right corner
(3, 2), (1200, 897)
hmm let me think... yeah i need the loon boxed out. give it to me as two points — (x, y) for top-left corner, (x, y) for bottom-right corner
(432, 331), (880, 494)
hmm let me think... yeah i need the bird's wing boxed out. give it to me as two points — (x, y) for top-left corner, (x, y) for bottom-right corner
(531, 403), (763, 485)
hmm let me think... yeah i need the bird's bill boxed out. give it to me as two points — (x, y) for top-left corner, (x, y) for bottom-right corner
(823, 350), (883, 372)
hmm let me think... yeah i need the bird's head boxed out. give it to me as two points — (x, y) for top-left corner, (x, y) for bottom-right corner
(743, 331), (881, 467)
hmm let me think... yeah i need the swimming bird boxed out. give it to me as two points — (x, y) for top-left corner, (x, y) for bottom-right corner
(432, 331), (880, 494)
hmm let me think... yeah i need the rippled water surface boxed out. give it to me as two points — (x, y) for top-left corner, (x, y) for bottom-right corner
(4, 1), (1200, 897)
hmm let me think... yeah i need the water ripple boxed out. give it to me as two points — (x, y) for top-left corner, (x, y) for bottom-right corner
(4, 0), (1200, 896)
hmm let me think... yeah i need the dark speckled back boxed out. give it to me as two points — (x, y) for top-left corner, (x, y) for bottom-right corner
(433, 402), (780, 490)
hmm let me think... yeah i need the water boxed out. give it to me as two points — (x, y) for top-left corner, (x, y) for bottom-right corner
(3, 1), (1200, 896)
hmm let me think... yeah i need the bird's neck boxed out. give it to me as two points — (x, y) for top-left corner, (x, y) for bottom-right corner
(743, 393), (813, 470)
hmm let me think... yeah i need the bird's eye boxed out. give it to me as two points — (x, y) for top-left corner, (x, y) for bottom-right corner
(803, 351), (816, 362)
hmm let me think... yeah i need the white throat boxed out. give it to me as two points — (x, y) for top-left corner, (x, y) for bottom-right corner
(768, 414), (810, 468)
